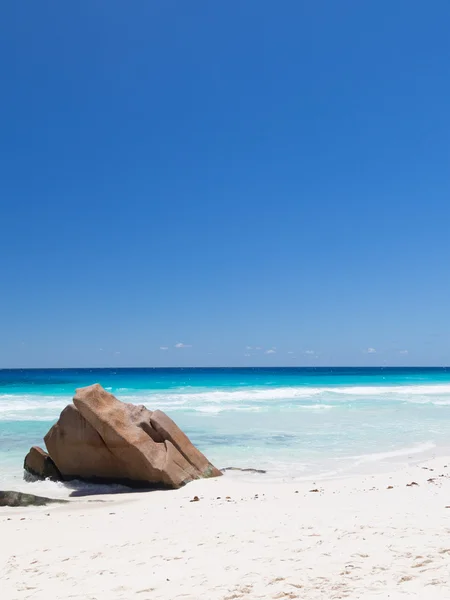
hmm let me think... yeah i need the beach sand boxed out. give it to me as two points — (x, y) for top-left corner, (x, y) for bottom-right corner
(2, 457), (450, 600)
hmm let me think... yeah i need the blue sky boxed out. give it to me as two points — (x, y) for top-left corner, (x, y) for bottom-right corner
(1, 1), (450, 368)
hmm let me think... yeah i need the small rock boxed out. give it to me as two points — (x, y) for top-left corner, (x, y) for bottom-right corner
(190, 496), (200, 502)
(222, 467), (266, 474)
(23, 446), (61, 482)
(406, 482), (419, 487)
(0, 491), (68, 507)
(309, 489), (320, 493)
(387, 486), (394, 489)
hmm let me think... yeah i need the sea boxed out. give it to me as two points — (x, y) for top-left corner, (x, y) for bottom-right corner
(1, 367), (450, 497)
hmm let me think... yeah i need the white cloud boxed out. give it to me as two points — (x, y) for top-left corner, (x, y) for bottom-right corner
(366, 347), (377, 354)
(160, 346), (169, 351)
(245, 346), (253, 350)
(399, 349), (409, 354)
(244, 353), (251, 357)
(114, 351), (121, 355)
(305, 350), (315, 355)
(287, 351), (294, 355)
(255, 346), (262, 350)
(265, 349), (276, 354)
(175, 342), (192, 348)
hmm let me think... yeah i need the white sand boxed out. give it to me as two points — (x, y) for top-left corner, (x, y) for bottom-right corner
(2, 457), (450, 600)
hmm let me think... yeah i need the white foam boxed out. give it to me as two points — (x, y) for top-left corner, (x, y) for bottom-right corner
(0, 396), (68, 411)
(195, 405), (263, 414)
(329, 384), (450, 396)
(124, 383), (450, 404)
(0, 395), (69, 420)
(2, 475), (133, 499)
(2, 381), (450, 421)
(349, 441), (436, 463)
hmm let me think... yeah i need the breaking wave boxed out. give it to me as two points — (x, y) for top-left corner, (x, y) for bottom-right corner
(1, 382), (450, 420)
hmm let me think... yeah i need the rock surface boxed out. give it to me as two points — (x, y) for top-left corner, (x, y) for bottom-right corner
(24, 446), (61, 481)
(0, 491), (68, 507)
(39, 384), (221, 489)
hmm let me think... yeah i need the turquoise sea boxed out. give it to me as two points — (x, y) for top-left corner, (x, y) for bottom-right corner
(1, 367), (450, 495)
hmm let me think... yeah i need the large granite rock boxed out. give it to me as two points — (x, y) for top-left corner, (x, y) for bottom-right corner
(24, 446), (61, 481)
(37, 384), (221, 489)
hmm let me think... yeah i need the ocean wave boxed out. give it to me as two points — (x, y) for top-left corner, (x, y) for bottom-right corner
(192, 404), (333, 414)
(0, 395), (68, 411)
(328, 384), (450, 396)
(116, 383), (450, 407)
(1, 381), (450, 420)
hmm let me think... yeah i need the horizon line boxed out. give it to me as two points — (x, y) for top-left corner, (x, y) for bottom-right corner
(1, 365), (449, 371)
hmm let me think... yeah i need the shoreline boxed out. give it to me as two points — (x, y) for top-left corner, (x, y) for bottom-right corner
(2, 437), (446, 499)
(2, 456), (450, 599)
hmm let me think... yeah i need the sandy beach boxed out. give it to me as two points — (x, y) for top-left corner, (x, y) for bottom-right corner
(2, 457), (450, 600)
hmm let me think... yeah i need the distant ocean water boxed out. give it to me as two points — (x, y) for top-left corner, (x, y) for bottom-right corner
(1, 367), (450, 496)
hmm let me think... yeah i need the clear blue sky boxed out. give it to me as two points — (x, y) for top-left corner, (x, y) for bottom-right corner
(1, 1), (450, 368)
